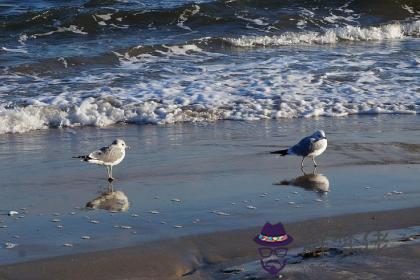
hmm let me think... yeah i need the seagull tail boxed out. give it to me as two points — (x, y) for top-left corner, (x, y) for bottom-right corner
(73, 155), (91, 162)
(270, 149), (289, 156)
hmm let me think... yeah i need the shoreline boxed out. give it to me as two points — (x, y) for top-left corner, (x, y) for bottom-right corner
(1, 206), (420, 279)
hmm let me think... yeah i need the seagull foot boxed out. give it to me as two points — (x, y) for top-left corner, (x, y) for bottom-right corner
(108, 177), (115, 183)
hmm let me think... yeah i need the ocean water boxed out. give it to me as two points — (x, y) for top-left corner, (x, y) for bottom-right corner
(0, 0), (419, 134)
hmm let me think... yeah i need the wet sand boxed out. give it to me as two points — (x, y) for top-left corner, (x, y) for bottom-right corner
(1, 206), (420, 279)
(0, 115), (419, 278)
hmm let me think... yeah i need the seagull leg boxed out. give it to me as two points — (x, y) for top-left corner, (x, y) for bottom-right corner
(301, 157), (305, 168)
(107, 166), (114, 183)
(312, 157), (318, 167)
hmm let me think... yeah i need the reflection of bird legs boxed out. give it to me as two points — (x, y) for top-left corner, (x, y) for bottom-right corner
(301, 165), (317, 175)
(107, 181), (114, 193)
(301, 157), (305, 168)
(106, 166), (114, 182)
(312, 157), (318, 167)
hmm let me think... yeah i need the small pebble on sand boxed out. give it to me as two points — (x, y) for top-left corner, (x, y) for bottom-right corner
(4, 242), (18, 249)
(288, 201), (296, 205)
(63, 243), (73, 247)
(131, 214), (139, 217)
(120, 225), (132, 229)
(246, 205), (257, 210)
(81, 236), (91, 240)
(69, 212), (76, 215)
(56, 225), (63, 229)
(0, 225), (8, 228)
(149, 210), (160, 214)
(315, 198), (323, 202)
(51, 219), (61, 222)
(171, 198), (182, 203)
(210, 210), (230, 216)
(161, 221), (167, 224)
(90, 220), (100, 224)
(8, 211), (18, 216)
(173, 225), (183, 228)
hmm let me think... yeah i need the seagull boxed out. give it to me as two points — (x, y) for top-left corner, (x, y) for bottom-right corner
(74, 139), (129, 182)
(271, 130), (327, 168)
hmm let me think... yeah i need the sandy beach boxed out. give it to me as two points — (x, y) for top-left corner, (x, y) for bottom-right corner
(1, 0), (419, 278)
(0, 115), (419, 279)
(1, 207), (420, 279)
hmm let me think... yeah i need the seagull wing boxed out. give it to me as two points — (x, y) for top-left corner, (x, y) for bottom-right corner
(290, 137), (315, 156)
(89, 145), (124, 164)
(89, 146), (109, 160)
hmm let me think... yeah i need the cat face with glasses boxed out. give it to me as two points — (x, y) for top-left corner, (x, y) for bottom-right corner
(258, 247), (288, 275)
(254, 222), (293, 276)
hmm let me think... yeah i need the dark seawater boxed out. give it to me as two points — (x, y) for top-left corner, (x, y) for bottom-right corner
(0, 0), (419, 133)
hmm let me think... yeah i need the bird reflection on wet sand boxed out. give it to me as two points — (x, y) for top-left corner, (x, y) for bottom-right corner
(275, 168), (330, 196)
(86, 182), (130, 212)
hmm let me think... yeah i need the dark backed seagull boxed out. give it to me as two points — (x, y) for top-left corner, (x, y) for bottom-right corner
(271, 130), (327, 168)
(74, 139), (129, 182)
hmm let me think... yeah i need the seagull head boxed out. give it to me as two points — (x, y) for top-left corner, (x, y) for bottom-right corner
(312, 130), (327, 140)
(112, 139), (130, 149)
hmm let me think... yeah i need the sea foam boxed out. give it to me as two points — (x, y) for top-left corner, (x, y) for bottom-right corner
(225, 21), (420, 47)
(0, 20), (418, 134)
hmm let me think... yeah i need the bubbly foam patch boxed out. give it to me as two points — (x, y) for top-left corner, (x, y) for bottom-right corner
(225, 21), (420, 47)
(0, 21), (419, 134)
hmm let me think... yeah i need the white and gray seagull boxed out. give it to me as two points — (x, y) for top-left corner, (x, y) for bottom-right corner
(74, 139), (129, 182)
(271, 130), (327, 168)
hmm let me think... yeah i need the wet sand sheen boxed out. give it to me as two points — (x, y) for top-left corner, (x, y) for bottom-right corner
(0, 115), (419, 276)
(1, 206), (420, 280)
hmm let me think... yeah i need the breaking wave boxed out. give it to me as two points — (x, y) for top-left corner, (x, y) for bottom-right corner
(0, 0), (419, 134)
(225, 20), (420, 47)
